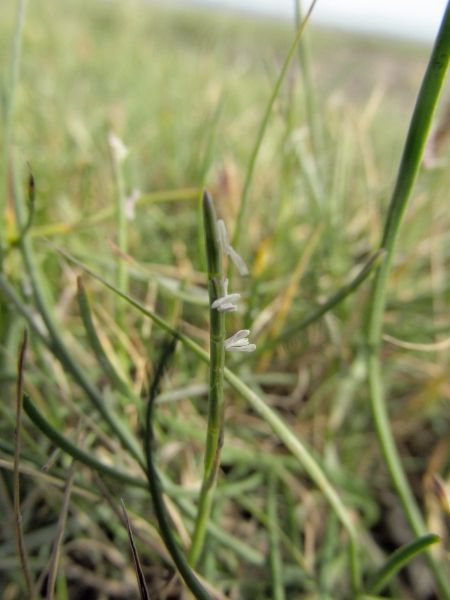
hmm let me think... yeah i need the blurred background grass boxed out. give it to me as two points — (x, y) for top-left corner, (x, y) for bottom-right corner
(2, 0), (450, 598)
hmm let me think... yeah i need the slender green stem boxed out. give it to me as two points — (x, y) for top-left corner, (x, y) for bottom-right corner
(1, 0), (28, 258)
(366, 4), (450, 597)
(188, 190), (225, 567)
(230, 0), (318, 259)
(45, 459), (76, 600)
(14, 330), (36, 599)
(267, 473), (285, 600)
(294, 0), (322, 160)
(197, 95), (226, 271)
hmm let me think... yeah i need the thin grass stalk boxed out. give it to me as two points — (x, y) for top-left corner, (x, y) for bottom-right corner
(14, 330), (35, 599)
(45, 459), (76, 600)
(366, 4), (450, 596)
(230, 0), (319, 258)
(318, 511), (338, 600)
(1, 0), (28, 259)
(196, 95), (226, 271)
(188, 190), (225, 567)
(50, 241), (361, 591)
(294, 0), (323, 159)
(267, 473), (286, 600)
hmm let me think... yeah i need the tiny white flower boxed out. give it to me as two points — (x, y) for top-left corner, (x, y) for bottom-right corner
(217, 219), (230, 251)
(224, 329), (256, 352)
(108, 131), (129, 164)
(124, 188), (141, 220)
(217, 219), (249, 276)
(227, 245), (249, 276)
(211, 278), (240, 312)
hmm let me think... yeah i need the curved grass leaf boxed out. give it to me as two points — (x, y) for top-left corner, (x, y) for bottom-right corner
(366, 534), (441, 596)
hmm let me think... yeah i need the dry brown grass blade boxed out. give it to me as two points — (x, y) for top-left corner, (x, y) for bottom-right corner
(121, 498), (151, 600)
(44, 457), (77, 599)
(13, 328), (36, 598)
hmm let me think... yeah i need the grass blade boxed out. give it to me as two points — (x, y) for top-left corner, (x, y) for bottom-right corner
(1, 0), (28, 253)
(366, 534), (441, 596)
(121, 499), (150, 600)
(44, 459), (77, 600)
(14, 329), (35, 598)
(188, 190), (225, 567)
(365, 3), (450, 597)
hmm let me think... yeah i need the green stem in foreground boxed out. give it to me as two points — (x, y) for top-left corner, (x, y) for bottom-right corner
(188, 190), (225, 567)
(366, 3), (450, 597)
(1, 0), (28, 257)
(14, 331), (36, 599)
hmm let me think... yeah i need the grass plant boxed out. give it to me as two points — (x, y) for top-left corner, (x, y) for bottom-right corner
(2, 0), (450, 598)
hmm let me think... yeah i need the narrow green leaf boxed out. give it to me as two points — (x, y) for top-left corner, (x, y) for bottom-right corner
(366, 534), (441, 595)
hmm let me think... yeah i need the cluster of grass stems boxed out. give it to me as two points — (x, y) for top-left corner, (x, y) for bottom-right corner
(2, 0), (450, 598)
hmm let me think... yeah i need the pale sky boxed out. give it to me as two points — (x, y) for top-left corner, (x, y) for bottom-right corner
(179, 0), (448, 43)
